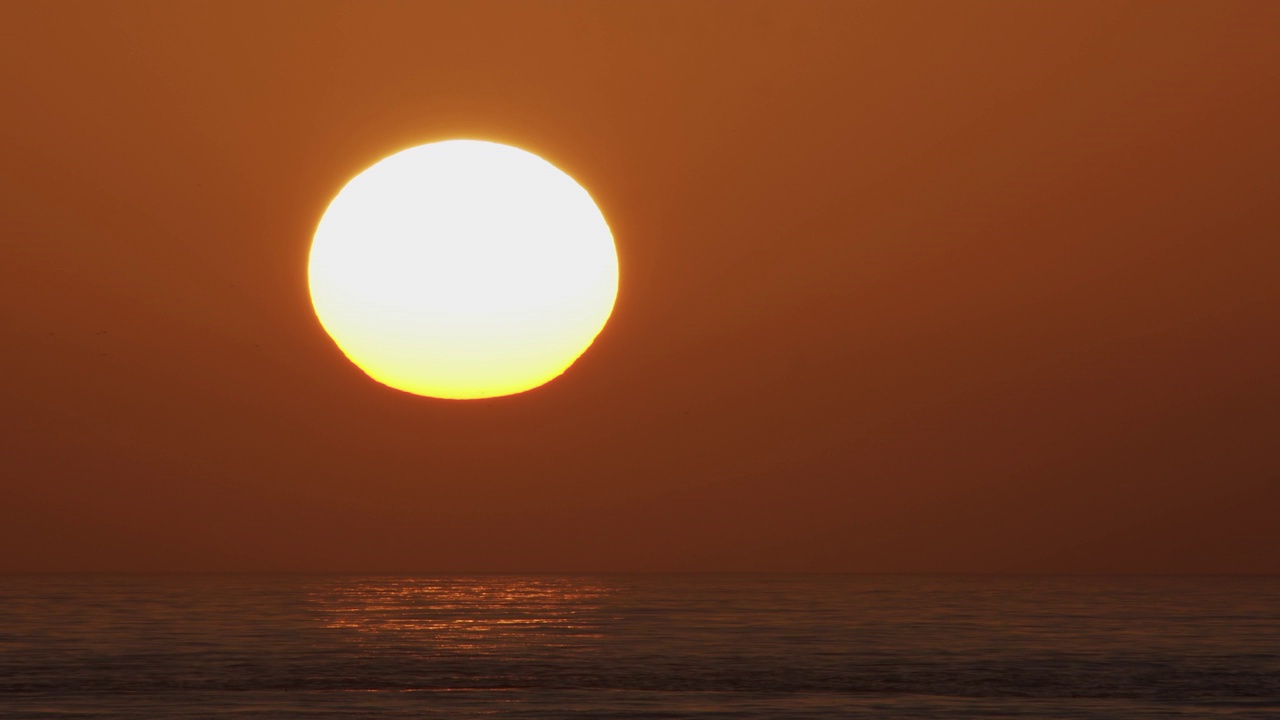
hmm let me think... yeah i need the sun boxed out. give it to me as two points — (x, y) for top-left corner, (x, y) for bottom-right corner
(308, 140), (619, 399)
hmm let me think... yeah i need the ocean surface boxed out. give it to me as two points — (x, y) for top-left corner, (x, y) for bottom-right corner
(0, 575), (1276, 719)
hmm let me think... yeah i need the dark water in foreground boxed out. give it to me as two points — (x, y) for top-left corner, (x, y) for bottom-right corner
(1, 575), (1277, 719)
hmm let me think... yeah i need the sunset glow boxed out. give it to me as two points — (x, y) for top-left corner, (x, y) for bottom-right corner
(308, 140), (618, 399)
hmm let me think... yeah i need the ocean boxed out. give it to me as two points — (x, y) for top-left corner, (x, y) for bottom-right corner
(1, 574), (1276, 718)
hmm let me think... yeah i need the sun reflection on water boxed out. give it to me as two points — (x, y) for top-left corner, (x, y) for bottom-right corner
(309, 577), (613, 654)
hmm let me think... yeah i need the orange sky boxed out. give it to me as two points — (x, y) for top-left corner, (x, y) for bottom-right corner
(2, 1), (1278, 573)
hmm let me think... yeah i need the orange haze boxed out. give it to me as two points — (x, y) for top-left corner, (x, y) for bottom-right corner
(2, 1), (1278, 573)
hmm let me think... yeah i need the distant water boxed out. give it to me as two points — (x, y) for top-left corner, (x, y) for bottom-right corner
(1, 575), (1277, 719)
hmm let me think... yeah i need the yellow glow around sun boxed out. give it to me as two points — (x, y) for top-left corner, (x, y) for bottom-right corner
(308, 140), (618, 399)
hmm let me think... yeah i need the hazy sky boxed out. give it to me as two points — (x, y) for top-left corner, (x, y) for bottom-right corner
(2, 1), (1278, 573)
